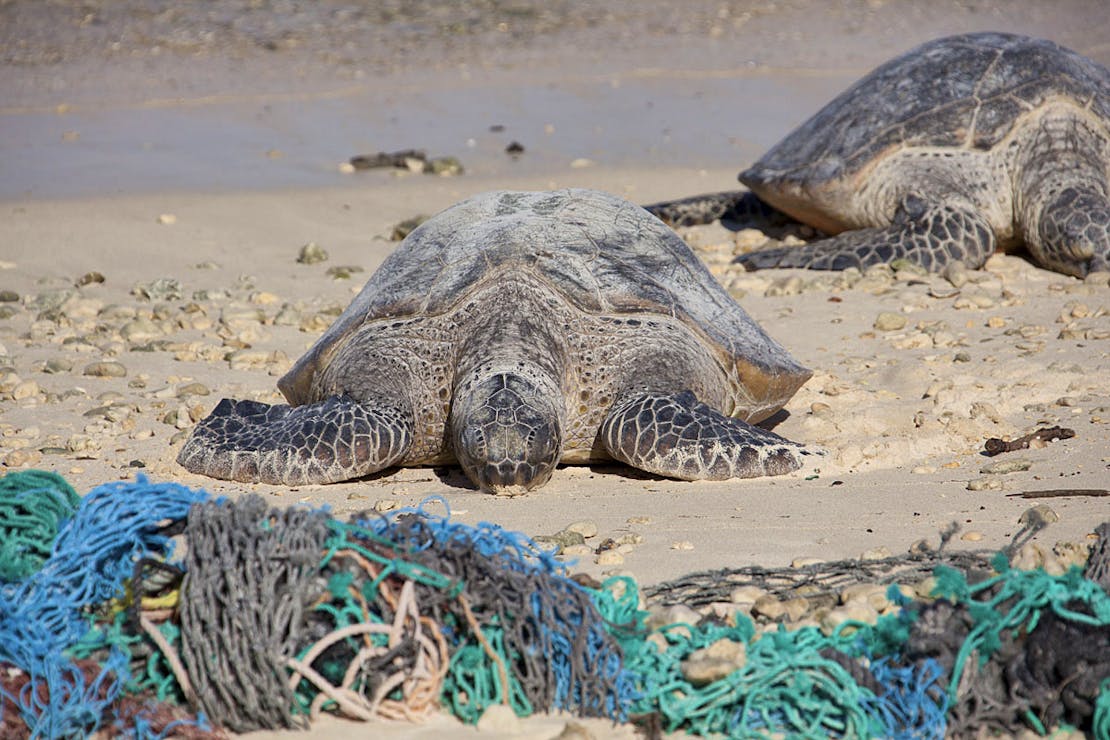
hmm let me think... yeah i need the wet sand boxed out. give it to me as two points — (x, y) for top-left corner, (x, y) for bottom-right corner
(2, 1), (1109, 737)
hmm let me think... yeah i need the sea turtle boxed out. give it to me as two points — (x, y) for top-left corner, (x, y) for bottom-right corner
(646, 32), (1110, 278)
(178, 189), (814, 495)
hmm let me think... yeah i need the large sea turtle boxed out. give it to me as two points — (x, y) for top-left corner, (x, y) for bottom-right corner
(178, 189), (814, 495)
(646, 32), (1110, 278)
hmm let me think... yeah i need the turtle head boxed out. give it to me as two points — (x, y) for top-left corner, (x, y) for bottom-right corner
(1033, 187), (1110, 278)
(450, 371), (564, 495)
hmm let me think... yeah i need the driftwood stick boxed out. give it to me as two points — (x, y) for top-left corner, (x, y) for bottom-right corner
(983, 426), (1074, 456)
(1006, 489), (1109, 499)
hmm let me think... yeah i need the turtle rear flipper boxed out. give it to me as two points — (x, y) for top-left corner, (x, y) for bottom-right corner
(735, 195), (997, 273)
(599, 390), (810, 480)
(643, 190), (784, 228)
(177, 396), (413, 485)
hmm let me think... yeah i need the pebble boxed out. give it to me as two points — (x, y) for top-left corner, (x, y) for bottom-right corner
(121, 318), (163, 342)
(426, 156), (463, 176)
(873, 312), (907, 331)
(729, 585), (767, 605)
(66, 434), (101, 457)
(941, 261), (967, 288)
(156, 213), (176, 225)
(751, 595), (785, 620)
(132, 278), (182, 302)
(564, 520), (598, 539)
(476, 704), (520, 734)
(1012, 542), (1049, 572)
(980, 458), (1032, 475)
(553, 721), (595, 740)
(326, 265), (364, 280)
(560, 544), (594, 557)
(859, 547), (891, 561)
(764, 276), (805, 297)
(647, 603), (701, 629)
(782, 597), (811, 622)
(961, 531), (984, 542)
(670, 540), (694, 551)
(534, 530), (586, 551)
(42, 358), (73, 374)
(596, 550), (624, 566)
(226, 349), (284, 370)
(3, 449), (42, 467)
(1019, 504), (1059, 527)
(296, 242), (328, 264)
(83, 361), (127, 378)
(0, 289), (19, 302)
(680, 638), (747, 686)
(12, 380), (40, 400)
(626, 515), (653, 525)
(791, 557), (825, 568)
(821, 604), (879, 634)
(175, 382), (210, 398)
(839, 584), (889, 611)
(390, 216), (428, 241)
(966, 476), (1003, 491)
(570, 158), (595, 168)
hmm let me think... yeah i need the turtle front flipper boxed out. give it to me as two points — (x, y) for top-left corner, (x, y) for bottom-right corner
(177, 396), (413, 485)
(735, 195), (996, 273)
(599, 390), (811, 480)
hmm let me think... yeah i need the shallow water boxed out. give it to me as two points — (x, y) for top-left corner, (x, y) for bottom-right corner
(3, 0), (1107, 199)
(2, 69), (841, 199)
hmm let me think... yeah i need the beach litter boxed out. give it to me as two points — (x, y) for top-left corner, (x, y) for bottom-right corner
(1, 469), (1107, 739)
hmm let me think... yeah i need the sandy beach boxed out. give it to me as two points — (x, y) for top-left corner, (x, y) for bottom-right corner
(2, 1), (1109, 737)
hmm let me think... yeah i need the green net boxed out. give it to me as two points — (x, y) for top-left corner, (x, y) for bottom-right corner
(593, 575), (909, 738)
(0, 468), (81, 581)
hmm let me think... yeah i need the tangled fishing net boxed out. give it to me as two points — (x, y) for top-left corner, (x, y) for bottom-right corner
(0, 468), (1107, 739)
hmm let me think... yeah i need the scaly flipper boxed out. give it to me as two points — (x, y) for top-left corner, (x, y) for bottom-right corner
(735, 195), (996, 272)
(643, 190), (787, 228)
(600, 390), (811, 480)
(177, 396), (412, 485)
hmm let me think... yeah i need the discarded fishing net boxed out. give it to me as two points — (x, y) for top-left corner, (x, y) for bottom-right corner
(1, 468), (1107, 739)
(642, 519), (1110, 738)
(643, 520), (1036, 612)
(346, 504), (634, 723)
(178, 496), (330, 732)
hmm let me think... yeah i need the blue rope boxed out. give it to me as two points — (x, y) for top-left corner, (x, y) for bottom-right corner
(0, 475), (214, 738)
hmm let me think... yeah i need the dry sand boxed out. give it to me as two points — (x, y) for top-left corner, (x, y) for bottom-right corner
(2, 1), (1108, 737)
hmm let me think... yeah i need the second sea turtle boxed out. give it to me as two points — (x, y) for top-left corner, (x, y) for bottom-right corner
(647, 32), (1110, 278)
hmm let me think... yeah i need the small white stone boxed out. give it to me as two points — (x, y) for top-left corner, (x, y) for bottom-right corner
(859, 546), (891, 561)
(680, 638), (747, 686)
(791, 557), (825, 568)
(873, 312), (907, 331)
(595, 550), (624, 566)
(476, 704), (521, 734)
(565, 520), (598, 538)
